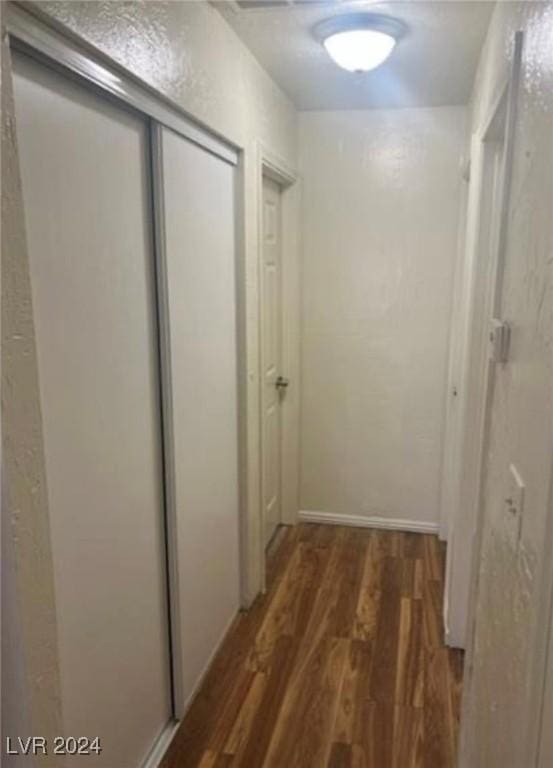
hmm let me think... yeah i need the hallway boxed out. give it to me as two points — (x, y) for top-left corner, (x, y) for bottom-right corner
(162, 525), (463, 768)
(4, 3), (552, 766)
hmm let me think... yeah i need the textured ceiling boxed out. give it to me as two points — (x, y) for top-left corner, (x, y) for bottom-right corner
(213, 1), (495, 110)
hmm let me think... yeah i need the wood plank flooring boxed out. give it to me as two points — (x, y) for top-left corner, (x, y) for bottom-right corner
(161, 524), (463, 768)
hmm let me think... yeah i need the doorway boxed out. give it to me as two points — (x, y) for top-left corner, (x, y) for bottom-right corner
(443, 33), (523, 650)
(261, 175), (285, 548)
(255, 149), (301, 594)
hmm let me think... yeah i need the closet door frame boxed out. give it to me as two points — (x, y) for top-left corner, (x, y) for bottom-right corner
(6, 0), (241, 752)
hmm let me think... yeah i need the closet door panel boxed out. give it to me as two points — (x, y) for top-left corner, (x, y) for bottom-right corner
(13, 53), (171, 767)
(160, 127), (240, 705)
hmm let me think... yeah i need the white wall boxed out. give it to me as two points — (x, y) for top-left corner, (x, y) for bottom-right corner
(299, 107), (465, 529)
(459, 2), (553, 766)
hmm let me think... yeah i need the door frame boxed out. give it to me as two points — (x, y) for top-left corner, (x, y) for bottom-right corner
(256, 142), (301, 591)
(443, 31), (523, 650)
(438, 150), (471, 544)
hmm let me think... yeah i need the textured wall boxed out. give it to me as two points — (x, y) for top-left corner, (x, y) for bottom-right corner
(37, 0), (297, 157)
(1, 28), (63, 766)
(2, 486), (34, 768)
(299, 107), (465, 526)
(459, 2), (553, 766)
(32, 0), (299, 603)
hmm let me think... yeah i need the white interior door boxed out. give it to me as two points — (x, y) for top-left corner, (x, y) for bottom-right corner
(261, 176), (284, 547)
(159, 126), (240, 707)
(13, 53), (172, 767)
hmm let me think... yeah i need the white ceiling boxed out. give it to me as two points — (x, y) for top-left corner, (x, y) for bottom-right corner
(213, 0), (494, 110)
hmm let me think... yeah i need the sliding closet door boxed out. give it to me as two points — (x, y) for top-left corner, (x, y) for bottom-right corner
(13, 53), (171, 767)
(159, 127), (240, 705)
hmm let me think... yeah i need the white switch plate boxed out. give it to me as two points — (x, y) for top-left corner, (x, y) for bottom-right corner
(504, 463), (525, 549)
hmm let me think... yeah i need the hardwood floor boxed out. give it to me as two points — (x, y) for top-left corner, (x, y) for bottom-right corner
(161, 524), (464, 768)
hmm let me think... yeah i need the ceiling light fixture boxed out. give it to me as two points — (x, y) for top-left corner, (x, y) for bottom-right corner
(314, 13), (407, 73)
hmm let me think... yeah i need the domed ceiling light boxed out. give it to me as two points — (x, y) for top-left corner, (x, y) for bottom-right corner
(314, 13), (407, 73)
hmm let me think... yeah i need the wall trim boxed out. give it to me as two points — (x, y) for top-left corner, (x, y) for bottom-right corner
(298, 510), (439, 535)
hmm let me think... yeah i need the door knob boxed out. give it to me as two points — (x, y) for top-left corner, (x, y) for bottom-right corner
(275, 376), (289, 390)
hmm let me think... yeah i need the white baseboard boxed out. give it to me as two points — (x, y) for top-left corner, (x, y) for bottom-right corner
(298, 510), (439, 535)
(143, 719), (180, 768)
